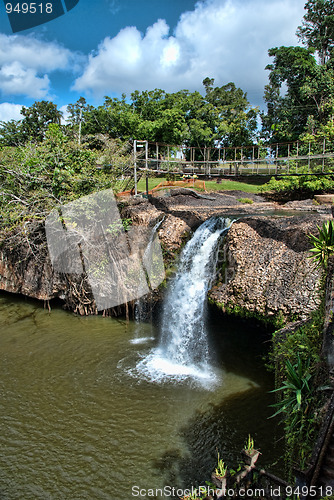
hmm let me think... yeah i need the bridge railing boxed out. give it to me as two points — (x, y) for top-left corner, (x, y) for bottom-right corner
(133, 139), (334, 177)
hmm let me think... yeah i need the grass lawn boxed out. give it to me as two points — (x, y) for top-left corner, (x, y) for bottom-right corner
(137, 176), (265, 194)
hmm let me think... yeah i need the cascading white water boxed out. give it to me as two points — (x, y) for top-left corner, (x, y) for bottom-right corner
(160, 217), (230, 364)
(135, 217), (232, 387)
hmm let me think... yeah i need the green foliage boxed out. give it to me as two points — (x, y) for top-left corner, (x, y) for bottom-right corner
(244, 435), (255, 454)
(20, 100), (63, 143)
(262, 11), (334, 144)
(0, 119), (25, 147)
(216, 300), (286, 329)
(215, 452), (228, 477)
(64, 79), (259, 149)
(270, 356), (312, 419)
(296, 0), (334, 65)
(237, 197), (253, 204)
(308, 219), (334, 268)
(0, 125), (133, 233)
(260, 165), (334, 199)
(269, 301), (326, 476)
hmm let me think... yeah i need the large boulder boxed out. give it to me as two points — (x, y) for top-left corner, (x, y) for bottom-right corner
(209, 215), (326, 325)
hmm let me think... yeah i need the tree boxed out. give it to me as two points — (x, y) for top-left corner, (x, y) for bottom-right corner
(66, 80), (258, 147)
(296, 0), (334, 65)
(262, 45), (334, 142)
(20, 101), (63, 142)
(66, 96), (94, 143)
(0, 119), (26, 146)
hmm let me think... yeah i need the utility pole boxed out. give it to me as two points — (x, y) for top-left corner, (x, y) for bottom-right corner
(145, 140), (149, 198)
(78, 105), (83, 146)
(133, 140), (138, 195)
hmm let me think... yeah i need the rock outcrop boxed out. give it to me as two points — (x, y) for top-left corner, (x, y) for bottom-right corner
(0, 191), (330, 323)
(0, 223), (58, 301)
(209, 215), (326, 324)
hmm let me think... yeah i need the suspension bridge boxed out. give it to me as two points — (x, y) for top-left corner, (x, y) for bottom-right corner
(133, 138), (334, 180)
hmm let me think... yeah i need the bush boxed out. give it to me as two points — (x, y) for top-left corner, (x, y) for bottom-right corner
(260, 164), (334, 200)
(0, 126), (134, 233)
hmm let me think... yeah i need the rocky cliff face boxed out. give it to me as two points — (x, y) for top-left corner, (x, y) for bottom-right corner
(0, 224), (57, 301)
(0, 192), (329, 323)
(209, 215), (325, 324)
(0, 199), (194, 315)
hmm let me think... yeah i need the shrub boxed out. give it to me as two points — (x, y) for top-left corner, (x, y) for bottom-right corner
(237, 198), (253, 204)
(308, 220), (334, 269)
(260, 165), (334, 200)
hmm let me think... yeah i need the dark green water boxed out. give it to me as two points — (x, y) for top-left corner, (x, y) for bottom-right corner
(0, 294), (282, 500)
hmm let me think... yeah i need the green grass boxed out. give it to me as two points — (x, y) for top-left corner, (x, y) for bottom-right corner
(237, 197), (254, 204)
(137, 177), (167, 191)
(205, 179), (260, 193)
(137, 176), (262, 194)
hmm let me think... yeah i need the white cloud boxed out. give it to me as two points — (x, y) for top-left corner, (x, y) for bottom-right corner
(0, 102), (23, 122)
(0, 62), (50, 99)
(73, 0), (306, 105)
(0, 33), (79, 99)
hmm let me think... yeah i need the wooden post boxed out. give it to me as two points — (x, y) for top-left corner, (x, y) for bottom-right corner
(323, 138), (326, 172)
(208, 148), (211, 177)
(145, 140), (148, 170)
(156, 142), (159, 171)
(240, 147), (244, 173)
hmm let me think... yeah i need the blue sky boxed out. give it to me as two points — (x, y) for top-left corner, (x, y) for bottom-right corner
(0, 0), (307, 122)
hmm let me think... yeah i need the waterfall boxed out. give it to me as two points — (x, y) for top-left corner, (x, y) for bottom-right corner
(135, 217), (232, 387)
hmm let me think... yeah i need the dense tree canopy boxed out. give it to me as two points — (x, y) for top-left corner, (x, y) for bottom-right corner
(262, 0), (334, 144)
(296, 0), (334, 65)
(0, 100), (63, 147)
(62, 80), (259, 149)
(0, 2), (334, 154)
(0, 79), (259, 149)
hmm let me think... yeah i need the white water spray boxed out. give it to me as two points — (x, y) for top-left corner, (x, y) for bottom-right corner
(135, 217), (232, 386)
